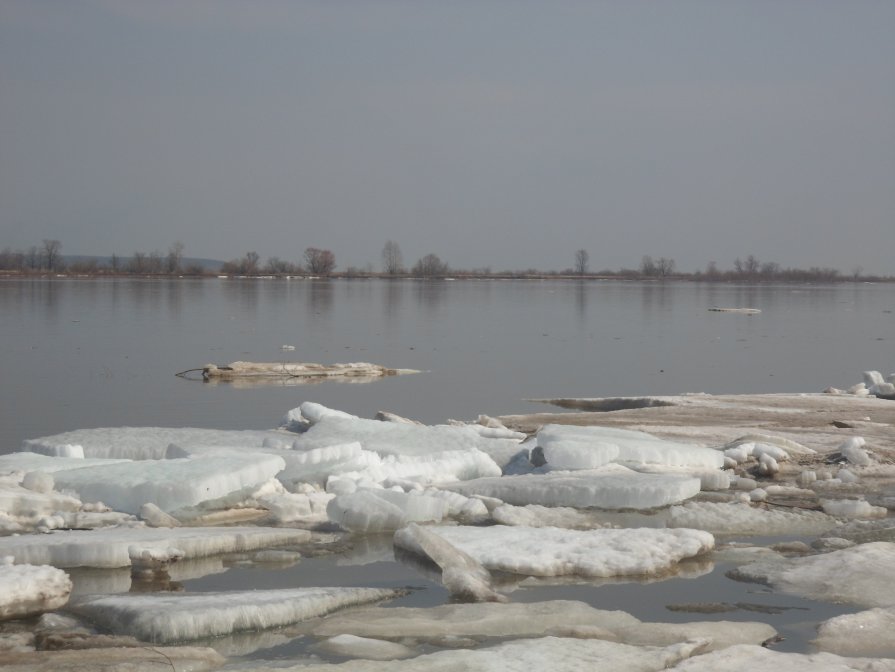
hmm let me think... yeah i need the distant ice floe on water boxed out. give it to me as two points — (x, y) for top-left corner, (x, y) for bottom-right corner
(3, 394), (895, 669)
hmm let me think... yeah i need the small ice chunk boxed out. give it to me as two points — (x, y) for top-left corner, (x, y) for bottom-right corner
(140, 503), (182, 528)
(837, 468), (859, 484)
(839, 437), (871, 466)
(796, 471), (816, 487)
(21, 471), (54, 494)
(315, 634), (415, 660)
(73, 587), (405, 643)
(0, 563), (72, 620)
(395, 525), (713, 578)
(820, 499), (887, 519)
(492, 504), (611, 529)
(863, 370), (885, 387)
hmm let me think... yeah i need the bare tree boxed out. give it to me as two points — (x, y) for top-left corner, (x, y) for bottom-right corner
(382, 240), (404, 275)
(128, 251), (147, 274)
(110, 253), (120, 273)
(42, 239), (62, 271)
(243, 251), (260, 275)
(304, 247), (336, 275)
(574, 249), (589, 275)
(412, 253), (449, 277)
(640, 255), (657, 277)
(656, 257), (675, 278)
(166, 241), (185, 274)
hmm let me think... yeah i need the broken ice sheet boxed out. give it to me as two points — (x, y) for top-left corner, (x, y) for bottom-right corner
(0, 526), (310, 568)
(394, 524), (713, 578)
(313, 600), (776, 653)
(232, 637), (708, 672)
(668, 643), (895, 672)
(728, 541), (895, 608)
(72, 587), (408, 644)
(668, 501), (840, 536)
(814, 606), (895, 657)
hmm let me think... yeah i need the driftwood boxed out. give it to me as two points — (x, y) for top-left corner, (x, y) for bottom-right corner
(177, 361), (418, 382)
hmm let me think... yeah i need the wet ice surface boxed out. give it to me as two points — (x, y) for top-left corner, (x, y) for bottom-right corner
(2, 391), (895, 670)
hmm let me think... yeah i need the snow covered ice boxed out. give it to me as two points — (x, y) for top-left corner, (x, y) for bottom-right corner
(0, 562), (72, 620)
(394, 524), (714, 578)
(73, 587), (406, 644)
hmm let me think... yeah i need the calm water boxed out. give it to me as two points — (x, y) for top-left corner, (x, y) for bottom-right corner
(2, 276), (893, 657)
(1, 277), (892, 453)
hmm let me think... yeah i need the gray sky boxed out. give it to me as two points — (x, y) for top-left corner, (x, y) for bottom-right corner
(1, 1), (893, 274)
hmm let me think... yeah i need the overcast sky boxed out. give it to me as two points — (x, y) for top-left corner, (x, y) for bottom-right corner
(1, 1), (893, 274)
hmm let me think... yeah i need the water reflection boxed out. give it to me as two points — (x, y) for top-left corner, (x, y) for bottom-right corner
(415, 280), (447, 312)
(222, 279), (261, 316)
(307, 280), (334, 316)
(383, 279), (406, 323)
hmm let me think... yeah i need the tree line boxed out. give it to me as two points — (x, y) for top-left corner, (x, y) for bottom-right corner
(0, 239), (889, 282)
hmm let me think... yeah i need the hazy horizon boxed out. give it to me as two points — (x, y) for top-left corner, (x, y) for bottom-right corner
(2, 1), (893, 275)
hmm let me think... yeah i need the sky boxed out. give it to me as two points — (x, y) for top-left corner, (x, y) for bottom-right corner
(1, 1), (893, 275)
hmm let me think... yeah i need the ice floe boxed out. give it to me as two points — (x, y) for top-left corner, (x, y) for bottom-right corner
(0, 562), (72, 620)
(668, 643), (895, 671)
(814, 606), (895, 657)
(244, 637), (707, 672)
(0, 526), (309, 568)
(73, 587), (405, 644)
(668, 501), (840, 535)
(49, 452), (286, 515)
(327, 489), (447, 532)
(394, 524), (713, 577)
(314, 634), (416, 660)
(1, 646), (226, 671)
(442, 465), (702, 510)
(313, 600), (775, 652)
(728, 541), (895, 607)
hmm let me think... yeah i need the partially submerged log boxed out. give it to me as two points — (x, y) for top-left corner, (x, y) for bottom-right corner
(195, 361), (418, 381)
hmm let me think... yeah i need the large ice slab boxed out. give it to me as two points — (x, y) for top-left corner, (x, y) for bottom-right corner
(668, 643), (895, 672)
(245, 637), (705, 672)
(314, 600), (775, 652)
(22, 426), (294, 461)
(0, 563), (72, 620)
(290, 402), (523, 468)
(51, 452), (286, 514)
(0, 452), (132, 473)
(814, 606), (895, 657)
(1, 647), (225, 671)
(74, 587), (405, 644)
(537, 424), (725, 471)
(728, 542), (895, 607)
(0, 526), (309, 568)
(442, 464), (702, 510)
(394, 525), (713, 577)
(668, 501), (840, 536)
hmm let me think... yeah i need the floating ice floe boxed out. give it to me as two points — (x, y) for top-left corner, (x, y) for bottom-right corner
(246, 637), (707, 672)
(21, 426), (293, 461)
(668, 502), (840, 536)
(814, 606), (895, 657)
(668, 643), (895, 672)
(0, 562), (72, 620)
(441, 464), (702, 510)
(728, 541), (895, 607)
(314, 600), (776, 652)
(536, 424), (725, 472)
(73, 587), (405, 644)
(0, 526), (309, 569)
(289, 402), (524, 470)
(394, 524), (713, 578)
(48, 452), (286, 515)
(1, 647), (226, 671)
